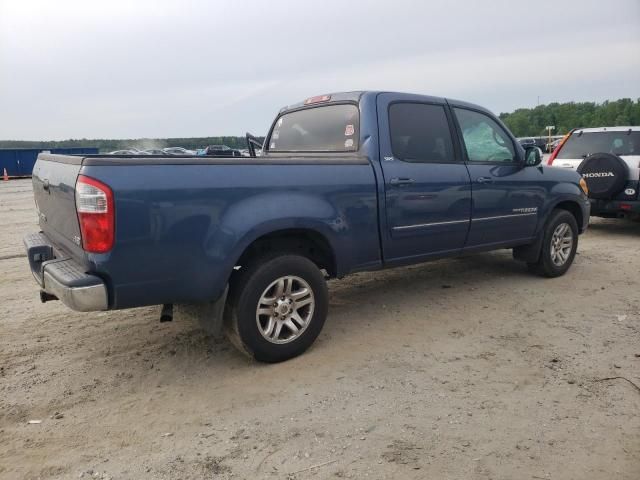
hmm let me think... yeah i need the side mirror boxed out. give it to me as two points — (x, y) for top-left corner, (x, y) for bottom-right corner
(524, 146), (543, 166)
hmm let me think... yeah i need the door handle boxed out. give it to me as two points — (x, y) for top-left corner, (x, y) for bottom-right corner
(476, 176), (494, 184)
(389, 177), (415, 186)
(42, 179), (50, 192)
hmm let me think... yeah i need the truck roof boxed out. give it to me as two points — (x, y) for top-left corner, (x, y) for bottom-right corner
(279, 91), (491, 116)
(573, 126), (640, 133)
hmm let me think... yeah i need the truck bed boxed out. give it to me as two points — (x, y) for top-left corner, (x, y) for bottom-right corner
(31, 153), (380, 310)
(47, 152), (371, 165)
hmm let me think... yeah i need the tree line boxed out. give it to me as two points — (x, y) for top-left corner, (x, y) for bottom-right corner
(2, 98), (639, 150)
(499, 98), (640, 138)
(0, 136), (263, 152)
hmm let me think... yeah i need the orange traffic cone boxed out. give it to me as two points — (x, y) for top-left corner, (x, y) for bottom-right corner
(2, 168), (8, 181)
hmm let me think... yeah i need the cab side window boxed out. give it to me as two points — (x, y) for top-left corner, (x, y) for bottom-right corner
(389, 103), (455, 163)
(454, 108), (516, 163)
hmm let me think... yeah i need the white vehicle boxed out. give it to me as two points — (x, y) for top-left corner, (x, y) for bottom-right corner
(162, 147), (196, 156)
(548, 126), (640, 220)
(108, 149), (139, 155)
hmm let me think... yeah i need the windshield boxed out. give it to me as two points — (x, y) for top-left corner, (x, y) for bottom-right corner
(268, 104), (359, 152)
(558, 131), (640, 158)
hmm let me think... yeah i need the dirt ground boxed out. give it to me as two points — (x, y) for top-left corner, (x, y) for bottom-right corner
(1, 178), (638, 480)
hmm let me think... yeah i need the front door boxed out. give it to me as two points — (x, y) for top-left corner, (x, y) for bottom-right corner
(451, 106), (542, 247)
(377, 94), (472, 263)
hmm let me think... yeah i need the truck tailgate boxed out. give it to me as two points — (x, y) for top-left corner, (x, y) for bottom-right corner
(32, 154), (85, 258)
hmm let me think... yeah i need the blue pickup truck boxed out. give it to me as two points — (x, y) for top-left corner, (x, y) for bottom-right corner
(24, 91), (590, 362)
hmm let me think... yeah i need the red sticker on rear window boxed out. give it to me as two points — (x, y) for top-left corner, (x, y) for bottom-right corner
(345, 124), (354, 136)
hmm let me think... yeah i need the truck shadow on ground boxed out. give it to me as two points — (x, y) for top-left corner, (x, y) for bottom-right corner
(158, 250), (533, 367)
(322, 252), (531, 326)
(26, 248), (567, 409)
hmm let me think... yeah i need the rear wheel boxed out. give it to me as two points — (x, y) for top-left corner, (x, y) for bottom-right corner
(527, 209), (578, 277)
(224, 254), (328, 363)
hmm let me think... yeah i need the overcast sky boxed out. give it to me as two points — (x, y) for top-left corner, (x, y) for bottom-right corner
(1, 0), (639, 140)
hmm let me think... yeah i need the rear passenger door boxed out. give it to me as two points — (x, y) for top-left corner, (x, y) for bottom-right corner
(377, 94), (472, 263)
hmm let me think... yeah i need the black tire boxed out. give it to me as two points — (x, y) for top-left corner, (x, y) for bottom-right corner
(527, 209), (579, 278)
(224, 254), (328, 363)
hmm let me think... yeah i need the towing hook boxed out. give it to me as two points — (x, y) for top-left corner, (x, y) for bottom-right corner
(160, 303), (173, 322)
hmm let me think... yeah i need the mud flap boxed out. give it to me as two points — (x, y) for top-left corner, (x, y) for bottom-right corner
(512, 234), (543, 263)
(173, 286), (229, 339)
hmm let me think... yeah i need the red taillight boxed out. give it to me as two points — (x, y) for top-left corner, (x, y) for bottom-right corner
(75, 175), (114, 253)
(548, 131), (572, 165)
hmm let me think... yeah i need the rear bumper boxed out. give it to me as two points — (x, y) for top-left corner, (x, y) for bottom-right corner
(23, 232), (108, 312)
(589, 199), (640, 217)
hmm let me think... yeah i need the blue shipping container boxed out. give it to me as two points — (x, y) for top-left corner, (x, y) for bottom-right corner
(0, 148), (99, 177)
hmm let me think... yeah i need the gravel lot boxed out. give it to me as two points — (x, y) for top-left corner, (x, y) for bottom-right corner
(1, 178), (639, 479)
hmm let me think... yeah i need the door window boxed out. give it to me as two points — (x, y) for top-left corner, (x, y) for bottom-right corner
(454, 108), (516, 163)
(389, 103), (455, 163)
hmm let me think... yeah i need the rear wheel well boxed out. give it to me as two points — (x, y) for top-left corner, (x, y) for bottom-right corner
(235, 229), (337, 278)
(554, 201), (583, 230)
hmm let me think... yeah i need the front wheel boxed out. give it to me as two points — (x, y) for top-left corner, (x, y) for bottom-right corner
(224, 254), (328, 363)
(527, 209), (579, 277)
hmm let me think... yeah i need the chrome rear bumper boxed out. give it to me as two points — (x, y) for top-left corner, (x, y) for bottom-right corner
(24, 232), (108, 312)
(42, 266), (108, 311)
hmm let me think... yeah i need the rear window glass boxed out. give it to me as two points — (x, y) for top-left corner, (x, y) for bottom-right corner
(558, 131), (640, 159)
(268, 104), (359, 152)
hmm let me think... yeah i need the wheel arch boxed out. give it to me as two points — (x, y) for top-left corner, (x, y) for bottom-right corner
(233, 227), (338, 278)
(515, 200), (583, 264)
(552, 200), (584, 231)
